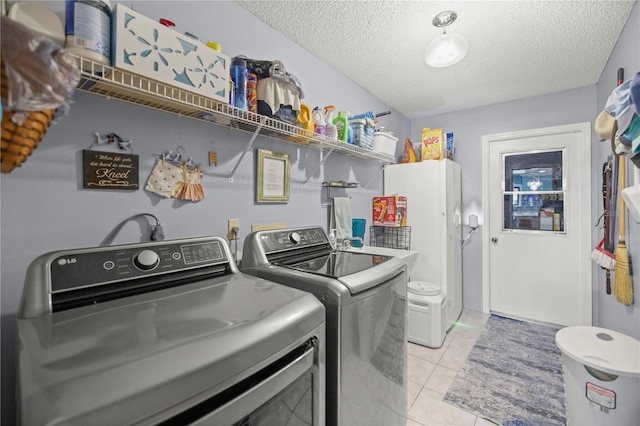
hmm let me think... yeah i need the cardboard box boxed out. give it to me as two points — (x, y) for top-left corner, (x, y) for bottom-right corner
(111, 4), (229, 102)
(421, 127), (445, 161)
(373, 196), (407, 227)
(445, 132), (454, 160)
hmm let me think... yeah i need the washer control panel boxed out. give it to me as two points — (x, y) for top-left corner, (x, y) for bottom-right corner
(50, 238), (227, 293)
(259, 227), (329, 253)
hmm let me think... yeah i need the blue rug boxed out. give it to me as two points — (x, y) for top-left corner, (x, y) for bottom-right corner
(443, 315), (566, 425)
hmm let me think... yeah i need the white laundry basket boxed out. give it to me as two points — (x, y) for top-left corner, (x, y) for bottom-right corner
(555, 326), (640, 425)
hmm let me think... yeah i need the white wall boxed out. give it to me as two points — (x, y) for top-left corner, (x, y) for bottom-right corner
(0, 2), (409, 423)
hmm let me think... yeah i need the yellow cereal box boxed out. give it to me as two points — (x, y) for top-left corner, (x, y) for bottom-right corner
(421, 128), (445, 161)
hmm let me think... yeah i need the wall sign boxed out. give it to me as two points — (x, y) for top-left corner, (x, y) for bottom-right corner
(83, 150), (139, 190)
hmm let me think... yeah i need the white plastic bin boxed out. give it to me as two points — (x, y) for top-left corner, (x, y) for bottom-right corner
(372, 131), (398, 156)
(555, 326), (640, 425)
(407, 282), (446, 349)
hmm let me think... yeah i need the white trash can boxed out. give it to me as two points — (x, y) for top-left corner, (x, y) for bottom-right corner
(407, 281), (446, 348)
(555, 326), (640, 425)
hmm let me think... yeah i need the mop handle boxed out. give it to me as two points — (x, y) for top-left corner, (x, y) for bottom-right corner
(619, 156), (626, 237)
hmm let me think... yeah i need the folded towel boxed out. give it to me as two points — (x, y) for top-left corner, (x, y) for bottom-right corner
(333, 197), (352, 240)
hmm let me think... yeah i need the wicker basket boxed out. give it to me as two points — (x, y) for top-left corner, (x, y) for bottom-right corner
(1, 63), (56, 173)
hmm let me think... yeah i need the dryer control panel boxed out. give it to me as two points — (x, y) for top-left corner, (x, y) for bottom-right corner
(50, 238), (227, 292)
(258, 227), (329, 253)
(19, 236), (235, 318)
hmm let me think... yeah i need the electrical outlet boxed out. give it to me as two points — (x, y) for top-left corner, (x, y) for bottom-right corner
(227, 218), (240, 240)
(150, 223), (165, 241)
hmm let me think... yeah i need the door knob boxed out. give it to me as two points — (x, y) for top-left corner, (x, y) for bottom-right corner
(491, 237), (498, 243)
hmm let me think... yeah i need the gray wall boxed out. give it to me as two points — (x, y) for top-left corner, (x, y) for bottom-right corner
(410, 87), (598, 311)
(0, 2), (409, 423)
(594, 2), (640, 338)
(2, 0), (638, 423)
(409, 1), (640, 338)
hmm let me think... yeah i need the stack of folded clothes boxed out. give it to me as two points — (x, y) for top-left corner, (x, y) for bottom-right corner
(236, 56), (304, 125)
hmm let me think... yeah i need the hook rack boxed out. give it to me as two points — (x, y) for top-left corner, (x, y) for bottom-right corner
(321, 181), (357, 207)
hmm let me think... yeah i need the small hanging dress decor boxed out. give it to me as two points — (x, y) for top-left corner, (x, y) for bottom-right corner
(145, 153), (184, 198)
(145, 148), (205, 202)
(172, 163), (205, 201)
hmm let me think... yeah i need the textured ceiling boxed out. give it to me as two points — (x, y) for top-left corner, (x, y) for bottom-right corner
(235, 0), (636, 118)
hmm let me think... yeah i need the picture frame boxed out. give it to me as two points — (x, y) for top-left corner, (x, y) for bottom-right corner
(256, 149), (290, 203)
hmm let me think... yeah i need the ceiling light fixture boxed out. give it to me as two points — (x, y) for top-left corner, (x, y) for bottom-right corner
(425, 10), (468, 68)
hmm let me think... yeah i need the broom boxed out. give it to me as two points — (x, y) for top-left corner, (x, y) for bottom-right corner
(614, 156), (633, 305)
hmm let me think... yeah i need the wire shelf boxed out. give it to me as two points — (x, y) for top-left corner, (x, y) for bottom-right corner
(322, 181), (358, 188)
(369, 226), (411, 250)
(73, 55), (396, 163)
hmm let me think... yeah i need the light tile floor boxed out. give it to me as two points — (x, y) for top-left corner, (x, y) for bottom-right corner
(405, 309), (497, 426)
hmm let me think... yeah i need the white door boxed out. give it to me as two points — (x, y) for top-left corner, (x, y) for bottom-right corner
(481, 123), (592, 326)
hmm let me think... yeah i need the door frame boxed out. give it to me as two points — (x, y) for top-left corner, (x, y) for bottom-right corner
(481, 122), (592, 324)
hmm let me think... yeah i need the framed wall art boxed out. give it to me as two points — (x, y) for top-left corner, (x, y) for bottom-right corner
(82, 150), (139, 190)
(256, 149), (290, 203)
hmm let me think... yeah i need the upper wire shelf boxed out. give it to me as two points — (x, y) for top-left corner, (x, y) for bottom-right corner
(72, 55), (396, 163)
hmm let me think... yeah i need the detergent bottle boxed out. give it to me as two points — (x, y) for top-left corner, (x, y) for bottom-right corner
(312, 107), (326, 135)
(296, 103), (314, 133)
(333, 111), (349, 143)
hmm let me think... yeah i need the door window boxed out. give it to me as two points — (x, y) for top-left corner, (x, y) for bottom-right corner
(502, 150), (565, 232)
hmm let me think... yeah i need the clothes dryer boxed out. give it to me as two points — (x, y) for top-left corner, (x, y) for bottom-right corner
(17, 236), (325, 425)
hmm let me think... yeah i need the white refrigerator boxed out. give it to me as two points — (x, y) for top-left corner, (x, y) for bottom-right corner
(384, 159), (462, 331)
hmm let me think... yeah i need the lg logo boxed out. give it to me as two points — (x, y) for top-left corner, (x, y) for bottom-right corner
(57, 258), (77, 266)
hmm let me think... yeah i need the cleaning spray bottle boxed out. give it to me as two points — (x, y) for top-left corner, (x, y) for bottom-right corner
(324, 106), (338, 140)
(329, 228), (337, 249)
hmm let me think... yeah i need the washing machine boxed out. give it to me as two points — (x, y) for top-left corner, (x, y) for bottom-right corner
(16, 236), (325, 425)
(407, 281), (447, 349)
(241, 226), (408, 426)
